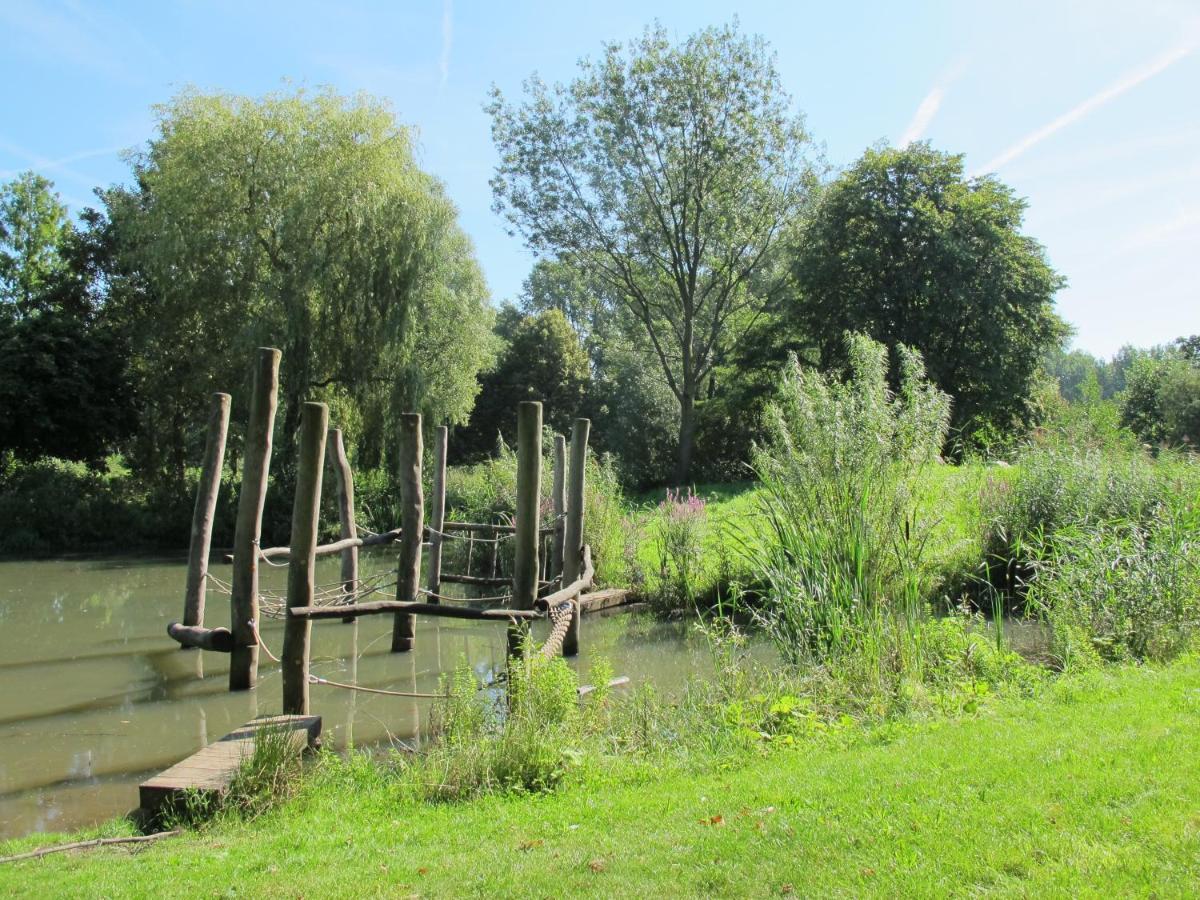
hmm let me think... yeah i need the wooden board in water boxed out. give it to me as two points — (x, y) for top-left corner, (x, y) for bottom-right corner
(138, 714), (321, 817)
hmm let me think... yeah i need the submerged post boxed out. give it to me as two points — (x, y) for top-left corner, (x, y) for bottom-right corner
(551, 434), (566, 581)
(327, 428), (358, 622)
(282, 402), (329, 716)
(230, 348), (281, 691)
(183, 392), (231, 629)
(426, 425), (449, 602)
(392, 413), (423, 652)
(562, 418), (591, 656)
(510, 401), (543, 656)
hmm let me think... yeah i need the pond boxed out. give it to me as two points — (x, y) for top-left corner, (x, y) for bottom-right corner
(0, 552), (711, 841)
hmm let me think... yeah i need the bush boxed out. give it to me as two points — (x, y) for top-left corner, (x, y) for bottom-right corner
(648, 488), (708, 614)
(1027, 502), (1200, 665)
(981, 446), (1164, 599)
(740, 335), (951, 664)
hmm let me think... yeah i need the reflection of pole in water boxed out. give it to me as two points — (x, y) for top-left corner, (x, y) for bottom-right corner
(345, 619), (359, 748)
(197, 704), (208, 750)
(191, 648), (205, 681)
(408, 647), (420, 745)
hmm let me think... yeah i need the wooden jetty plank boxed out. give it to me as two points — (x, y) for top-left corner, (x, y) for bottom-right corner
(578, 588), (631, 614)
(139, 714), (321, 817)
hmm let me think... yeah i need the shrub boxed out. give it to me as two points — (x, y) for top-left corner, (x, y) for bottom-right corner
(1027, 502), (1200, 665)
(980, 446), (1164, 600)
(740, 334), (951, 663)
(649, 488), (708, 613)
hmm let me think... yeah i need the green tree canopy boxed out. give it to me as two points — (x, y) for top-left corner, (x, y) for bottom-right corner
(111, 86), (495, 479)
(489, 22), (817, 483)
(0, 172), (71, 319)
(0, 175), (134, 463)
(458, 308), (590, 458)
(790, 143), (1068, 442)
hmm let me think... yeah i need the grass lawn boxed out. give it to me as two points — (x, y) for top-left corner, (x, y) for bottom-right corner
(4, 657), (1197, 897)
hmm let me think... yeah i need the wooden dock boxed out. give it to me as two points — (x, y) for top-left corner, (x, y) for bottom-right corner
(139, 714), (321, 818)
(578, 588), (631, 614)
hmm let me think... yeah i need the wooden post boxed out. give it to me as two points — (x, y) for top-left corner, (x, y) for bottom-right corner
(551, 434), (565, 581)
(392, 413), (423, 652)
(282, 402), (328, 716)
(426, 425), (449, 602)
(510, 401), (542, 656)
(327, 428), (358, 623)
(229, 348), (281, 691)
(562, 418), (590, 657)
(183, 392), (231, 629)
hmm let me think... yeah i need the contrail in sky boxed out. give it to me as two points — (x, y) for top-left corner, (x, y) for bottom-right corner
(975, 39), (1197, 175)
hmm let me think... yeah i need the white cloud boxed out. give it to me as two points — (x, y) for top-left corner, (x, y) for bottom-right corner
(0, 137), (121, 190)
(974, 39), (1198, 175)
(1121, 208), (1200, 250)
(440, 0), (453, 87)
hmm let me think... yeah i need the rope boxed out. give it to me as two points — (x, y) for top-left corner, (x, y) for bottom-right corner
(307, 673), (448, 699)
(248, 619), (282, 663)
(418, 587), (513, 604)
(538, 600), (574, 659)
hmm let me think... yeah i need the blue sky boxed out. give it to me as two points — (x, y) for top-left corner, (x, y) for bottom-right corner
(1, 0), (1196, 358)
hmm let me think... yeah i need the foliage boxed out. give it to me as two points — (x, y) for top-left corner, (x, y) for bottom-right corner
(790, 143), (1067, 445)
(1121, 352), (1200, 449)
(649, 488), (709, 613)
(110, 85), (494, 481)
(0, 172), (70, 317)
(0, 174), (134, 464)
(741, 334), (951, 663)
(980, 445), (1165, 598)
(1028, 505), (1200, 666)
(457, 309), (590, 460)
(489, 22), (818, 482)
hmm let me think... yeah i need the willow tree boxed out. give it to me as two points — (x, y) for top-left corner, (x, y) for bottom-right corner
(488, 23), (817, 483)
(114, 86), (494, 478)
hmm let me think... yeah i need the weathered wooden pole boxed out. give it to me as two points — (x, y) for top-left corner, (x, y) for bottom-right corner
(426, 425), (449, 602)
(391, 413), (423, 652)
(281, 402), (328, 716)
(182, 392), (231, 629)
(510, 401), (542, 656)
(327, 428), (358, 623)
(229, 348), (281, 691)
(562, 418), (591, 656)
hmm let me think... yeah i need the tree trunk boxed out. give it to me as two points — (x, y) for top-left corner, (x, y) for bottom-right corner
(674, 389), (697, 485)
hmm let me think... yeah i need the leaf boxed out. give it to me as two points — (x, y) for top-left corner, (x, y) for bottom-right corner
(588, 858), (606, 873)
(519, 839), (545, 852)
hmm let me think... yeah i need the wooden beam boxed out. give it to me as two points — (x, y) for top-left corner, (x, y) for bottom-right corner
(392, 413), (423, 652)
(183, 392), (230, 629)
(327, 428), (358, 614)
(167, 622), (234, 653)
(562, 418), (591, 656)
(510, 401), (542, 656)
(551, 434), (566, 581)
(230, 348), (280, 691)
(290, 601), (541, 621)
(281, 402), (328, 716)
(426, 425), (449, 601)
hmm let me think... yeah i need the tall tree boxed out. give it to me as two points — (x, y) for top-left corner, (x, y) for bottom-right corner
(791, 143), (1068, 442)
(0, 174), (134, 463)
(113, 86), (495, 480)
(489, 22), (817, 482)
(458, 308), (591, 458)
(0, 172), (70, 319)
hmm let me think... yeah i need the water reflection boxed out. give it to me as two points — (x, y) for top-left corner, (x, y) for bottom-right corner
(0, 553), (706, 840)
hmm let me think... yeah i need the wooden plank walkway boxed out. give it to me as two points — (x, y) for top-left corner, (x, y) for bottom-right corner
(139, 714), (321, 818)
(578, 588), (631, 614)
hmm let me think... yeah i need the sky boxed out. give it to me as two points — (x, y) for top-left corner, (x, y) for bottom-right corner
(1, 0), (1197, 359)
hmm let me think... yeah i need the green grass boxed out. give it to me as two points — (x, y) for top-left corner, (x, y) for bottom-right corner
(4, 657), (1198, 897)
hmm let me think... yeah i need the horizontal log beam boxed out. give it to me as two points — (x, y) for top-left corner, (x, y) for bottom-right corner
(535, 545), (594, 612)
(287, 600), (542, 622)
(167, 622), (234, 653)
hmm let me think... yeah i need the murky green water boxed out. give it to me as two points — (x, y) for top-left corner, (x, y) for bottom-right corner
(0, 552), (708, 841)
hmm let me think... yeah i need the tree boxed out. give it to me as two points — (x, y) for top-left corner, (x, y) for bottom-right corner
(1121, 352), (1200, 449)
(790, 143), (1068, 442)
(112, 86), (495, 481)
(489, 22), (817, 483)
(0, 174), (135, 464)
(458, 308), (591, 458)
(0, 172), (71, 318)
